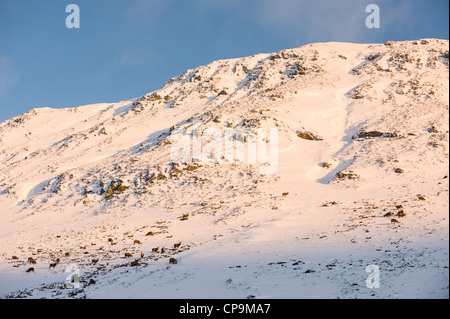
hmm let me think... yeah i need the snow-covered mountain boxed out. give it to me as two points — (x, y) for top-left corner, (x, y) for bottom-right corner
(0, 39), (448, 299)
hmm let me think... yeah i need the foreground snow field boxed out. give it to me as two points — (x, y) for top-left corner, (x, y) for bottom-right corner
(0, 39), (448, 299)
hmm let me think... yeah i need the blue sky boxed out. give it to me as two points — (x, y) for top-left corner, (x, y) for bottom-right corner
(0, 0), (448, 122)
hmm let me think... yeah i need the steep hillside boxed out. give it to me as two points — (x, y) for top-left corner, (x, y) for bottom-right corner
(0, 39), (448, 298)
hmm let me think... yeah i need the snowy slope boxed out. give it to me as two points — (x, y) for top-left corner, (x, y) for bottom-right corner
(0, 39), (448, 299)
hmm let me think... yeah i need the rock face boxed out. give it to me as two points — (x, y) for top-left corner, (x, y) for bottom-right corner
(0, 39), (448, 299)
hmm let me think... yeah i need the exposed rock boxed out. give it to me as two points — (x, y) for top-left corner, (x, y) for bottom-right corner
(427, 125), (439, 133)
(356, 131), (398, 139)
(321, 162), (332, 169)
(297, 131), (323, 141)
(105, 180), (129, 198)
(335, 171), (359, 180)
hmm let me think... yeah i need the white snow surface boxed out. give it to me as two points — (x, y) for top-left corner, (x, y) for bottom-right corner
(0, 39), (448, 299)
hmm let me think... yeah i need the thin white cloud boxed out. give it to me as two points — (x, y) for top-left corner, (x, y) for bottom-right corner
(0, 55), (20, 97)
(379, 0), (417, 37)
(123, 0), (167, 18)
(253, 0), (435, 44)
(94, 46), (156, 83)
(255, 0), (371, 43)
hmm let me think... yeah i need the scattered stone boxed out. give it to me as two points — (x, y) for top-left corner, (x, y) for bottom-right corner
(130, 260), (140, 267)
(174, 242), (182, 249)
(397, 211), (406, 218)
(186, 165), (200, 172)
(322, 201), (339, 207)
